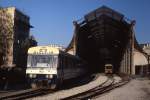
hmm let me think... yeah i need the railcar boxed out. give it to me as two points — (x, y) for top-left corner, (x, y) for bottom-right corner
(26, 46), (86, 89)
(105, 64), (113, 74)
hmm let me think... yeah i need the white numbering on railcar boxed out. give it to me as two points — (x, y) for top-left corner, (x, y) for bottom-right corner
(39, 70), (44, 73)
(39, 49), (47, 54)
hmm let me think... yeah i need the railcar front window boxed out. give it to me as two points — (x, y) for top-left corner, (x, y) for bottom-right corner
(27, 55), (58, 68)
(106, 66), (112, 69)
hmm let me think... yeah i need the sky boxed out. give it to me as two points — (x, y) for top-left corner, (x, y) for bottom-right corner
(0, 0), (150, 47)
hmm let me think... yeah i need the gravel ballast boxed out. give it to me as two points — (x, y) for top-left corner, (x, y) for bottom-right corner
(30, 74), (108, 100)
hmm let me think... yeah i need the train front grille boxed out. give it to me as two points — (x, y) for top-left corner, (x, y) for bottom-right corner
(36, 74), (46, 79)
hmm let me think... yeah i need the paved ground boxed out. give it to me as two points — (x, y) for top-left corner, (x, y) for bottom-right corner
(94, 78), (150, 100)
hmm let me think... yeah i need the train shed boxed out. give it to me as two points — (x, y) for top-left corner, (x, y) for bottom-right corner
(66, 6), (146, 75)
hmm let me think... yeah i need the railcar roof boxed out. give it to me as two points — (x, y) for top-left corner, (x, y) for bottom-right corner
(105, 64), (113, 66)
(28, 46), (60, 54)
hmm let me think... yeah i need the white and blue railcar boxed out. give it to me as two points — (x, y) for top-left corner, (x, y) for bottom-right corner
(26, 46), (86, 89)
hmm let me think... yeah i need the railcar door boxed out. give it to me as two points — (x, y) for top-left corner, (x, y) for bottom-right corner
(58, 54), (64, 83)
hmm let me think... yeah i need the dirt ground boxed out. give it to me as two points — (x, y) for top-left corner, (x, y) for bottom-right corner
(95, 78), (150, 100)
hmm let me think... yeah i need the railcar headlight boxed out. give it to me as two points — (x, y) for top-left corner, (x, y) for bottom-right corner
(50, 74), (53, 78)
(29, 74), (33, 78)
(46, 75), (49, 78)
(29, 74), (36, 78)
(46, 74), (53, 78)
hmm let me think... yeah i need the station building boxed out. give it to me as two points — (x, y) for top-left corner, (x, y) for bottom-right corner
(133, 49), (148, 75)
(137, 43), (150, 75)
(0, 7), (37, 69)
(129, 43), (150, 75)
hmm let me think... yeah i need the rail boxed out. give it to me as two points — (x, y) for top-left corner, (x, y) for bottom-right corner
(0, 88), (53, 100)
(61, 76), (129, 100)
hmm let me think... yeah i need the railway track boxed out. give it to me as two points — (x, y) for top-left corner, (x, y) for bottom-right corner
(62, 76), (129, 100)
(0, 88), (53, 100)
(0, 90), (17, 93)
(0, 75), (129, 100)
